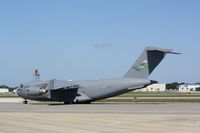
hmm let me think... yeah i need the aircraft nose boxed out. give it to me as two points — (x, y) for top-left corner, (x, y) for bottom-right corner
(16, 88), (23, 97)
(16, 84), (24, 97)
(16, 88), (20, 95)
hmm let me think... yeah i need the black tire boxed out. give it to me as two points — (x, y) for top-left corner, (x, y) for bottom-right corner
(23, 101), (28, 104)
(64, 102), (70, 104)
(80, 101), (91, 104)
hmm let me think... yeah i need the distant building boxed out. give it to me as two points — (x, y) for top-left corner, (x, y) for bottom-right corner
(0, 88), (9, 93)
(178, 84), (200, 92)
(135, 84), (166, 92)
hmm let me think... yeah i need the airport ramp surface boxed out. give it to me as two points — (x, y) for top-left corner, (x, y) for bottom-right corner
(0, 103), (200, 133)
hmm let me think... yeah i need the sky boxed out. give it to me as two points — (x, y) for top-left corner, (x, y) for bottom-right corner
(0, 0), (200, 86)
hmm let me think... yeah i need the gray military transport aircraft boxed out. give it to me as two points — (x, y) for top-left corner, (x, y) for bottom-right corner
(17, 46), (179, 104)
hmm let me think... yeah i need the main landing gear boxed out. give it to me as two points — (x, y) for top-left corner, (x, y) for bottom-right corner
(63, 101), (91, 104)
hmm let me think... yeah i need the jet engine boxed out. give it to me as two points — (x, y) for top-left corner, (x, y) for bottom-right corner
(27, 87), (48, 96)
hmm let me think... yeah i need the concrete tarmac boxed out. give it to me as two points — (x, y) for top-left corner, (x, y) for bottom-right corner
(0, 102), (200, 133)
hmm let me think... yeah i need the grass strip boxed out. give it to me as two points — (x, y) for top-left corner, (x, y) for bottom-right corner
(98, 99), (200, 103)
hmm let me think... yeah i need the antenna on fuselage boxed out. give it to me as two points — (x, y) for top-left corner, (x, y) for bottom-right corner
(33, 69), (40, 81)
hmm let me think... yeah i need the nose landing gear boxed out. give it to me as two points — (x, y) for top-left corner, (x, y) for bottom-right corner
(23, 100), (28, 104)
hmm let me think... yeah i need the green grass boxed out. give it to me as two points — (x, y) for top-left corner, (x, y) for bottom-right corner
(120, 94), (200, 97)
(1, 91), (200, 103)
(119, 91), (200, 97)
(0, 93), (19, 98)
(98, 99), (200, 103)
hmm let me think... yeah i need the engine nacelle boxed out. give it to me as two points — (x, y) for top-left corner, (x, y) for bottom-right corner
(27, 87), (48, 96)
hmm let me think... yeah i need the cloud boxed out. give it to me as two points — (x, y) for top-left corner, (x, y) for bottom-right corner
(94, 44), (112, 49)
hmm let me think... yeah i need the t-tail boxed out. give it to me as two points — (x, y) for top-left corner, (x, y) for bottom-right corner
(124, 46), (180, 79)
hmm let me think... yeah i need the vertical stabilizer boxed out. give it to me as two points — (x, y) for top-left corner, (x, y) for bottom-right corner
(124, 46), (179, 79)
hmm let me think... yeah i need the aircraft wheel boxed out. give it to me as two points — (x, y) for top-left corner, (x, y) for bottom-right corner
(23, 100), (28, 104)
(64, 102), (69, 104)
(80, 101), (91, 104)
(75, 100), (79, 104)
(84, 101), (91, 104)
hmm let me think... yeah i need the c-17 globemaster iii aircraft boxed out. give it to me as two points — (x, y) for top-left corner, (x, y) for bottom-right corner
(17, 46), (179, 104)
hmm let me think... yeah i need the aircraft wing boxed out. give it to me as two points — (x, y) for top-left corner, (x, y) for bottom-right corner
(47, 80), (80, 90)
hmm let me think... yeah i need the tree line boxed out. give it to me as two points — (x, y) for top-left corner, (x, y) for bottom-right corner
(166, 82), (200, 91)
(0, 85), (16, 91)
